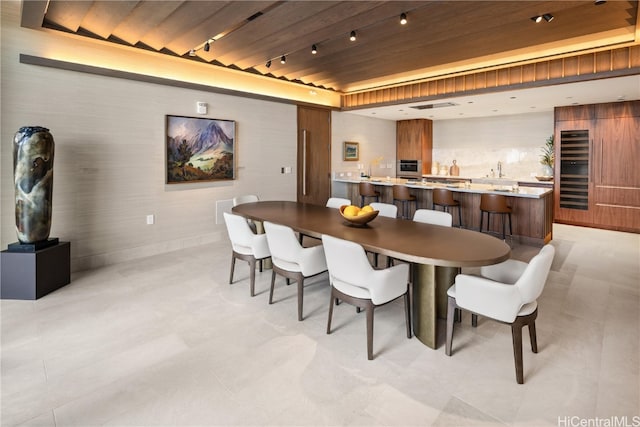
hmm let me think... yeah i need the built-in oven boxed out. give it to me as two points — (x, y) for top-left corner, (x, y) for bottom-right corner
(397, 159), (422, 178)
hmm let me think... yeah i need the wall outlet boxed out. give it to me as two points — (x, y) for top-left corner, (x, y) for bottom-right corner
(146, 214), (155, 225)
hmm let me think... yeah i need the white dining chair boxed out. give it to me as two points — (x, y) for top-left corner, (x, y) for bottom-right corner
(369, 202), (398, 218)
(223, 212), (271, 297)
(264, 221), (328, 321)
(326, 197), (351, 209)
(446, 244), (555, 383)
(413, 209), (453, 227)
(322, 234), (411, 360)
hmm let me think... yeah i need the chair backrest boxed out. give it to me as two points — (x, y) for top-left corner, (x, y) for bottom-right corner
(480, 193), (510, 213)
(393, 185), (412, 200)
(370, 202), (397, 218)
(515, 244), (555, 304)
(321, 234), (375, 287)
(326, 197), (351, 209)
(233, 194), (259, 206)
(413, 209), (452, 227)
(263, 221), (302, 264)
(433, 188), (456, 206)
(223, 212), (254, 247)
(359, 181), (378, 197)
(223, 212), (269, 259)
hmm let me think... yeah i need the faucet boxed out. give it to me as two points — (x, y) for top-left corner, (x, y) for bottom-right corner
(497, 161), (503, 178)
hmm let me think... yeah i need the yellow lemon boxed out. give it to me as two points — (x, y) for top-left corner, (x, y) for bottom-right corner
(361, 205), (374, 213)
(357, 209), (369, 216)
(343, 205), (360, 217)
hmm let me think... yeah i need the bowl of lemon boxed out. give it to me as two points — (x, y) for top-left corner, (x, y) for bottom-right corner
(339, 204), (379, 226)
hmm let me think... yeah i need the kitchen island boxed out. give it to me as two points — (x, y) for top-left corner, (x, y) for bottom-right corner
(333, 177), (553, 245)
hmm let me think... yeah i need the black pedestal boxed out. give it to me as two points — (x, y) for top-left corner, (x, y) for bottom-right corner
(1, 241), (71, 300)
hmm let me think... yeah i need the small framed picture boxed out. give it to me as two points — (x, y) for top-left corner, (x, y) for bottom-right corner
(343, 141), (359, 161)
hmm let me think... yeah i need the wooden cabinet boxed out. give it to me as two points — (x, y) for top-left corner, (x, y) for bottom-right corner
(554, 101), (640, 233)
(396, 119), (433, 174)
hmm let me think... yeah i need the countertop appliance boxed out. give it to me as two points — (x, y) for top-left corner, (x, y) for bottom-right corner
(397, 159), (422, 179)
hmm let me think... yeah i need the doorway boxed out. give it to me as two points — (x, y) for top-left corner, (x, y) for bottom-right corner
(297, 105), (331, 205)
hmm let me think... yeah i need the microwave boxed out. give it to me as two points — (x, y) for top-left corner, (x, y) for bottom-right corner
(397, 160), (422, 178)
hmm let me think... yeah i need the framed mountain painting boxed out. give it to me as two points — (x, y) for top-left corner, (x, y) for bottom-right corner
(165, 115), (236, 183)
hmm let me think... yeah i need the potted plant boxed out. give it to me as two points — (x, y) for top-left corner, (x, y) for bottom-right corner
(540, 135), (554, 177)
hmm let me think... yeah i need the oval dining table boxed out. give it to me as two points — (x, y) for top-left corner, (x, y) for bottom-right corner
(232, 200), (511, 349)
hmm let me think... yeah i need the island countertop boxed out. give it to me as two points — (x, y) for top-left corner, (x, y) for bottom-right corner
(333, 177), (552, 199)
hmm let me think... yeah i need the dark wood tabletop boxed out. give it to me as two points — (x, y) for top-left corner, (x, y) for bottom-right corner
(232, 201), (510, 268)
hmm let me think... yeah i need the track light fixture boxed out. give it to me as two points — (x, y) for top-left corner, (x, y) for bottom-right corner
(265, 60), (271, 68)
(280, 55), (286, 64)
(350, 30), (356, 41)
(531, 13), (553, 23)
(188, 49), (196, 56)
(594, 0), (606, 4)
(203, 41), (210, 52)
(400, 13), (407, 25)
(311, 44), (317, 54)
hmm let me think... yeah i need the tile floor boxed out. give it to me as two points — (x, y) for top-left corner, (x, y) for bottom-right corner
(1, 224), (638, 426)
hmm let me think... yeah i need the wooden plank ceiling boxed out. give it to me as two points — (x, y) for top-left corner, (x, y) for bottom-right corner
(25, 0), (639, 92)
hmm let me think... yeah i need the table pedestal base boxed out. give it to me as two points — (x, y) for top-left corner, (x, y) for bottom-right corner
(412, 264), (460, 348)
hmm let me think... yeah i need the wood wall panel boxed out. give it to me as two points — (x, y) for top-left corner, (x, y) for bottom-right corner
(342, 46), (640, 110)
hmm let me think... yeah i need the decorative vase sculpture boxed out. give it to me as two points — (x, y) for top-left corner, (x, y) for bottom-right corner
(13, 126), (55, 244)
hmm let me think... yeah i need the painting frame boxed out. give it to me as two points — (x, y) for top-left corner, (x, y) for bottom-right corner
(343, 141), (359, 161)
(165, 114), (236, 184)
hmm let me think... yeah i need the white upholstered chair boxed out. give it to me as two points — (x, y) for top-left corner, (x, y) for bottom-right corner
(264, 221), (328, 321)
(223, 212), (271, 297)
(322, 234), (412, 360)
(326, 197), (351, 209)
(446, 244), (555, 384)
(413, 209), (453, 227)
(369, 202), (398, 218)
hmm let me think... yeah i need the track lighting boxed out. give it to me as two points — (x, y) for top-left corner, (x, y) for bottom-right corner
(594, 0), (606, 4)
(311, 44), (317, 54)
(188, 49), (196, 56)
(203, 42), (210, 52)
(400, 13), (407, 25)
(531, 15), (543, 23)
(531, 13), (553, 23)
(265, 60), (271, 68)
(280, 55), (286, 64)
(350, 30), (356, 41)
(543, 13), (554, 22)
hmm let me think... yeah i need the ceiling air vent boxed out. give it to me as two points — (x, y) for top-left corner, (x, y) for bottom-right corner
(410, 102), (459, 110)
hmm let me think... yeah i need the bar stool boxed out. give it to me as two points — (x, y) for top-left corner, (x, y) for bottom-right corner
(393, 185), (416, 219)
(359, 181), (380, 206)
(433, 188), (463, 227)
(479, 193), (512, 240)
